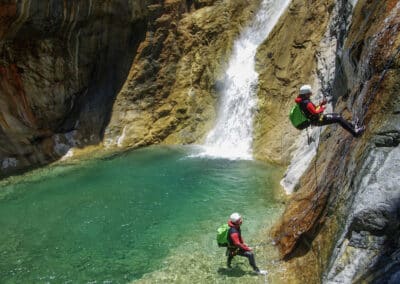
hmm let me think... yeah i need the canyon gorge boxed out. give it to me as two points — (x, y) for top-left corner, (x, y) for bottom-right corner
(1, 0), (399, 283)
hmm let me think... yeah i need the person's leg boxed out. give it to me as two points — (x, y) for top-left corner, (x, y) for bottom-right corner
(237, 250), (259, 271)
(316, 113), (358, 136)
(226, 249), (234, 268)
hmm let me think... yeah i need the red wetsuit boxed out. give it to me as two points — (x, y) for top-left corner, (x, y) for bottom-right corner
(226, 220), (259, 271)
(295, 96), (325, 121)
(227, 220), (251, 251)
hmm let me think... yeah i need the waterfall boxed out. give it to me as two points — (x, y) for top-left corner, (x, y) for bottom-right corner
(201, 0), (291, 160)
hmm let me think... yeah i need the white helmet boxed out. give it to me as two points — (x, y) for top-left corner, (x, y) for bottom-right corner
(230, 212), (242, 224)
(299, 84), (312, 95)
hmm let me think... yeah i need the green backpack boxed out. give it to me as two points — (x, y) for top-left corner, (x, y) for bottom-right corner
(289, 104), (309, 129)
(216, 224), (230, 247)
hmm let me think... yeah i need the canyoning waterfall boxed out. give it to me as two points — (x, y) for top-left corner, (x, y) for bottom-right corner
(202, 0), (291, 159)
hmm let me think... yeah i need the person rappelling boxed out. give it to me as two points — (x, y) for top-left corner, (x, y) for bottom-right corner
(290, 84), (365, 137)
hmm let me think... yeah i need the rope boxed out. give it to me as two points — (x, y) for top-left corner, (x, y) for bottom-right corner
(313, 128), (320, 194)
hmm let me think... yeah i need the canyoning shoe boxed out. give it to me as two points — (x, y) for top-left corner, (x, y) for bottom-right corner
(254, 269), (268, 275)
(354, 126), (366, 137)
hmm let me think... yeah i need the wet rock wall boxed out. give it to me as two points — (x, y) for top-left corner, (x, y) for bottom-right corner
(271, 1), (400, 282)
(254, 0), (335, 164)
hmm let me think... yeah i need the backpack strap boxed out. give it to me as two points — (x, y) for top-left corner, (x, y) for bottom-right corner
(298, 99), (311, 118)
(227, 227), (239, 248)
(299, 99), (320, 121)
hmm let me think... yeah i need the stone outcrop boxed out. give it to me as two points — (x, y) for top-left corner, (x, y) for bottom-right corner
(271, 1), (400, 282)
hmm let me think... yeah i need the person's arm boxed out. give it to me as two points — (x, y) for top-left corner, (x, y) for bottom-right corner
(230, 232), (251, 251)
(306, 101), (325, 114)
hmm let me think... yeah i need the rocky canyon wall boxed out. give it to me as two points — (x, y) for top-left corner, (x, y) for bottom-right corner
(0, 0), (257, 176)
(0, 0), (148, 175)
(271, 1), (400, 283)
(254, 0), (335, 165)
(103, 0), (258, 148)
(1, 1), (399, 282)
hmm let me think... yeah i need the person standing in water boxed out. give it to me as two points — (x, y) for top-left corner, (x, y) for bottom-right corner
(226, 212), (267, 275)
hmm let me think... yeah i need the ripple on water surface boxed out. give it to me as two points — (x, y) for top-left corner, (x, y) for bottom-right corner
(0, 146), (283, 283)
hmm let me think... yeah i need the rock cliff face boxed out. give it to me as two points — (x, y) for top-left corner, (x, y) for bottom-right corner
(0, 0), (148, 175)
(103, 0), (258, 148)
(0, 0), (258, 175)
(1, 0), (399, 282)
(271, 0), (400, 282)
(254, 0), (335, 164)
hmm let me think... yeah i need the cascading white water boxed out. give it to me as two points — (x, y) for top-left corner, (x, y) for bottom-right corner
(200, 0), (291, 160)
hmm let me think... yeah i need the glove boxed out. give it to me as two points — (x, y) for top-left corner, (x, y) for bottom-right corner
(321, 98), (328, 105)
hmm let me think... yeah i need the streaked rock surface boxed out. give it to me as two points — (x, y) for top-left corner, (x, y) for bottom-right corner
(272, 1), (400, 282)
(1, 1), (399, 283)
(0, 0), (148, 175)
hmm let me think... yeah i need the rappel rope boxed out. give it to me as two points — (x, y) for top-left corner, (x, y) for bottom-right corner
(274, 44), (333, 245)
(280, 98), (285, 165)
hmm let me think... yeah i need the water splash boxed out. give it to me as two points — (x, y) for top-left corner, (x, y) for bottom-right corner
(199, 0), (291, 160)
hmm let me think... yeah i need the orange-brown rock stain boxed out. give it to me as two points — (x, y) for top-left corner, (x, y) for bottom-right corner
(387, 0), (398, 12)
(0, 64), (37, 129)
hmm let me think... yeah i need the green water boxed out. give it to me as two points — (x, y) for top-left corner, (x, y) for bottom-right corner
(0, 146), (283, 283)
